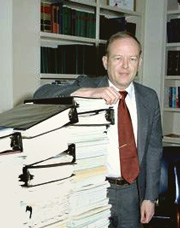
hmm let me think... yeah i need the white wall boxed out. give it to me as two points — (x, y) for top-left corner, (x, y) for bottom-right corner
(12, 0), (40, 106)
(142, 0), (166, 107)
(0, 0), (40, 113)
(0, 0), (13, 112)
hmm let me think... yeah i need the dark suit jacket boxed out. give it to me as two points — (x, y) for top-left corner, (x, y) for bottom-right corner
(34, 75), (163, 202)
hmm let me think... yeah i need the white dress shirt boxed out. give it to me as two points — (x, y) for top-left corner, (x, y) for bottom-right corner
(106, 81), (138, 178)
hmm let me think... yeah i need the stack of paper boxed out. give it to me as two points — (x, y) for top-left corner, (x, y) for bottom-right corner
(0, 148), (25, 228)
(66, 126), (111, 227)
(0, 97), (113, 227)
(0, 102), (77, 228)
(20, 178), (73, 228)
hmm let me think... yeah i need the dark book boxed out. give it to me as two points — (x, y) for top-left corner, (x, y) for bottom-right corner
(75, 10), (81, 36)
(98, 43), (106, 76)
(0, 102), (78, 137)
(100, 16), (126, 39)
(126, 22), (136, 36)
(108, 16), (127, 38)
(63, 45), (79, 74)
(83, 45), (96, 75)
(169, 18), (180, 42)
(167, 21), (173, 43)
(100, 15), (108, 39)
(79, 11), (87, 37)
(41, 47), (49, 73)
(169, 86), (173, 108)
(178, 86), (180, 108)
(71, 8), (76, 36)
(87, 12), (96, 38)
(167, 51), (180, 75)
(62, 6), (71, 35)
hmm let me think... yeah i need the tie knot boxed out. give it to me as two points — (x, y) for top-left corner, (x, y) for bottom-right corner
(120, 91), (128, 100)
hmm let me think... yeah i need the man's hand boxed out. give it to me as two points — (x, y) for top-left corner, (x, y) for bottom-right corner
(71, 87), (120, 105)
(141, 200), (155, 224)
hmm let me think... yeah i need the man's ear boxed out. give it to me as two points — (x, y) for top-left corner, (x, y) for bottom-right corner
(102, 55), (108, 70)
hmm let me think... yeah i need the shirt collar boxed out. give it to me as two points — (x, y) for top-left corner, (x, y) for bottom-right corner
(108, 80), (134, 99)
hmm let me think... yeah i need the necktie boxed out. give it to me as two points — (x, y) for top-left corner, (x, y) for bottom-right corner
(118, 91), (140, 183)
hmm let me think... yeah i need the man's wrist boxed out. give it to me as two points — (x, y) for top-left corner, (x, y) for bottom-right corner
(146, 199), (158, 205)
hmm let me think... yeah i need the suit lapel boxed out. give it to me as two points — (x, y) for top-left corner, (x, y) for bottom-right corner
(134, 83), (150, 164)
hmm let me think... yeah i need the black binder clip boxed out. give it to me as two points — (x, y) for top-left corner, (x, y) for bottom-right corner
(105, 108), (115, 125)
(10, 132), (23, 151)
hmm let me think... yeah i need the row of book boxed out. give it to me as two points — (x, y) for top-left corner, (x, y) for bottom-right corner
(164, 86), (180, 108)
(41, 44), (107, 76)
(167, 51), (180, 76)
(41, 2), (96, 38)
(0, 96), (113, 227)
(41, 2), (136, 40)
(100, 15), (136, 40)
(167, 18), (180, 43)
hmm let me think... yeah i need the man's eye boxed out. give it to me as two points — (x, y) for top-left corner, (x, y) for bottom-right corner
(130, 57), (138, 61)
(114, 57), (122, 61)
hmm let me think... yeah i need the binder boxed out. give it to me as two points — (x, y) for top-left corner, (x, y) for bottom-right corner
(0, 127), (71, 163)
(0, 102), (78, 161)
(0, 102), (78, 137)
(19, 144), (76, 187)
(76, 108), (114, 125)
(25, 96), (115, 125)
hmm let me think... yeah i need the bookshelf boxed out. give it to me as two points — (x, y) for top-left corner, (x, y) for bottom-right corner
(0, 0), (145, 112)
(40, 0), (145, 84)
(162, 0), (180, 145)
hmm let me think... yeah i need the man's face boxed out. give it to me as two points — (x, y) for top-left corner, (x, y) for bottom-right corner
(102, 37), (142, 90)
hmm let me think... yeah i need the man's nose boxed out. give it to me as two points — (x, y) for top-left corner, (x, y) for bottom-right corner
(122, 58), (128, 68)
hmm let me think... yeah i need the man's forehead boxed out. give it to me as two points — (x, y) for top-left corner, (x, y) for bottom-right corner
(109, 39), (140, 55)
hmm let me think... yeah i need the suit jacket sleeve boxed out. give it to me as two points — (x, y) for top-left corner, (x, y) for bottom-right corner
(33, 75), (105, 99)
(145, 94), (163, 201)
(136, 84), (163, 202)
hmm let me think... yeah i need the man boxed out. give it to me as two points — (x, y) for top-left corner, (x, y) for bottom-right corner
(34, 32), (163, 228)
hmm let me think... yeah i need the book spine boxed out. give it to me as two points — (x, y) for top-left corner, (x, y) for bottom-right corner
(41, 2), (52, 33)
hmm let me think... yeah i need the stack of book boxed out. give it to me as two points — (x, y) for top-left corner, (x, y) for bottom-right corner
(65, 97), (113, 228)
(0, 96), (114, 227)
(0, 101), (78, 227)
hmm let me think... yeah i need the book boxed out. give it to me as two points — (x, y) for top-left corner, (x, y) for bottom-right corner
(167, 18), (180, 43)
(100, 16), (136, 40)
(41, 2), (52, 33)
(0, 102), (78, 137)
(41, 44), (97, 75)
(52, 5), (58, 33)
(163, 133), (180, 143)
(19, 144), (76, 187)
(25, 96), (114, 125)
(167, 51), (180, 75)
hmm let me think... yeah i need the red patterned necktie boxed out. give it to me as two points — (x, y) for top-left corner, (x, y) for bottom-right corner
(118, 91), (140, 183)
